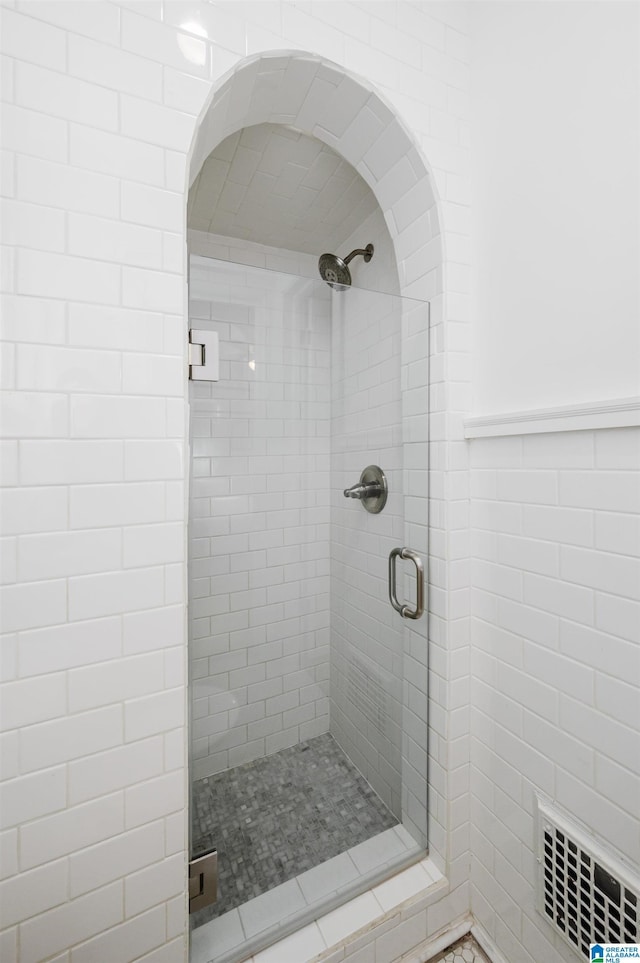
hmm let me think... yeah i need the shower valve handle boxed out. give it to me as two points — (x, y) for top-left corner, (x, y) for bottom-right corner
(343, 482), (381, 499)
(342, 466), (387, 514)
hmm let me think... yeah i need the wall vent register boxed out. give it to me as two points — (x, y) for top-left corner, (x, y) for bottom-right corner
(535, 798), (639, 959)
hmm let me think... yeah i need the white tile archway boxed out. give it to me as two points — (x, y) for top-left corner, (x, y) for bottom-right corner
(185, 48), (464, 891)
(189, 51), (441, 303)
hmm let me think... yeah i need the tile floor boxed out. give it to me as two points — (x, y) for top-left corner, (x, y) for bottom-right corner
(432, 935), (492, 962)
(191, 733), (399, 925)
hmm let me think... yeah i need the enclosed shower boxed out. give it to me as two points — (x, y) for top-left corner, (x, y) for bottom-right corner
(187, 121), (431, 963)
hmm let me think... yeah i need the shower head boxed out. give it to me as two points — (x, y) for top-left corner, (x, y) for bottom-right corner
(318, 244), (374, 289)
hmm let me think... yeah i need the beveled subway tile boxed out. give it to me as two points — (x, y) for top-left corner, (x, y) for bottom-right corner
(70, 122), (165, 186)
(0, 390), (67, 438)
(68, 33), (162, 101)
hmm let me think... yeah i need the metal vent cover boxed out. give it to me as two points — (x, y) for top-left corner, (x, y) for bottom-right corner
(535, 797), (639, 959)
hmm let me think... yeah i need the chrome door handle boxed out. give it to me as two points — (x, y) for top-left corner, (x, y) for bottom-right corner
(388, 548), (424, 620)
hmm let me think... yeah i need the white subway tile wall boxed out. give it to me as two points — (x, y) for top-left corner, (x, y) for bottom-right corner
(329, 278), (406, 818)
(188, 124), (380, 258)
(469, 428), (640, 963)
(0, 2), (472, 962)
(188, 254), (331, 779)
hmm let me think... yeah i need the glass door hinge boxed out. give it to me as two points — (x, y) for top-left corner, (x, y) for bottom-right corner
(189, 848), (218, 913)
(189, 329), (219, 381)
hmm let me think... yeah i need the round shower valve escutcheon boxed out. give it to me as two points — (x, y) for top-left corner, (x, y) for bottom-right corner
(343, 465), (387, 514)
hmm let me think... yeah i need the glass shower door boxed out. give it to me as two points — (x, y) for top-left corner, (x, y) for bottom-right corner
(329, 282), (430, 851)
(187, 254), (429, 963)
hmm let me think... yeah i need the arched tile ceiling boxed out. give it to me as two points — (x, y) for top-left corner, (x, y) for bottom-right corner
(187, 122), (379, 256)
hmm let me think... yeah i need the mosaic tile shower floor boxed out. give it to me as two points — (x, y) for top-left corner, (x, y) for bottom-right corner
(432, 936), (491, 962)
(191, 732), (398, 926)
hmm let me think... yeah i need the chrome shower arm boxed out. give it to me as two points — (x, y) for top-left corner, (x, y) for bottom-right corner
(343, 244), (374, 266)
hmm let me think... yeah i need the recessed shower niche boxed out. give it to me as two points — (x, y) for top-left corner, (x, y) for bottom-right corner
(187, 108), (431, 963)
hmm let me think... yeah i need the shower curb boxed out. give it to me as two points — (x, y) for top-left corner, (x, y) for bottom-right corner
(310, 874), (450, 963)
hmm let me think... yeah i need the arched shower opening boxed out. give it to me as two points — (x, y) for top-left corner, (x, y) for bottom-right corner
(185, 51), (442, 963)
